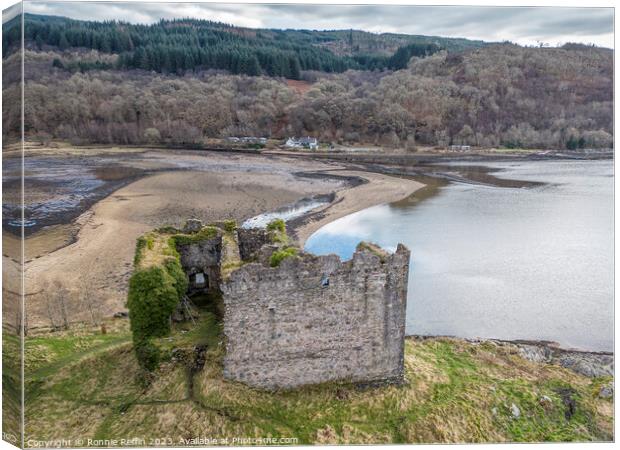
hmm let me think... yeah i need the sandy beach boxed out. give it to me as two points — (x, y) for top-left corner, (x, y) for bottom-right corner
(9, 149), (424, 330)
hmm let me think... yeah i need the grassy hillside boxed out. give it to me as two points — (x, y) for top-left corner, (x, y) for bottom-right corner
(17, 313), (613, 445)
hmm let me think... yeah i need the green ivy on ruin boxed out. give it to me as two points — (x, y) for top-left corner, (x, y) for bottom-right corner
(127, 226), (222, 370)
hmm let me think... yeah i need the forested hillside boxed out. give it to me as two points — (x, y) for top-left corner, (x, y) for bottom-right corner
(4, 14), (459, 76)
(2, 14), (613, 150)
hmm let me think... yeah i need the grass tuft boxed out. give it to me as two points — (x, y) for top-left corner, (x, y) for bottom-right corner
(270, 247), (299, 267)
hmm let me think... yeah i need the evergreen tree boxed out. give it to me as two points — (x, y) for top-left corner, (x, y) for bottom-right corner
(12, 15), (447, 75)
(289, 55), (301, 80)
(245, 55), (261, 76)
(58, 32), (69, 50)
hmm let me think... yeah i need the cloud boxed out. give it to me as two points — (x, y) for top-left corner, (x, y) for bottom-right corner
(22, 2), (614, 47)
(3, 2), (21, 24)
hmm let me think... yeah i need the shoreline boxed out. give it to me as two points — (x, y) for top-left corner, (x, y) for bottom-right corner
(19, 154), (417, 329)
(12, 150), (612, 358)
(266, 148), (614, 164)
(6, 146), (608, 242)
(290, 169), (425, 246)
(408, 335), (613, 378)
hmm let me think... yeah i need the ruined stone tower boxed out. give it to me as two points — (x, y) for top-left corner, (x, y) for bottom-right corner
(130, 219), (410, 390)
(221, 242), (410, 390)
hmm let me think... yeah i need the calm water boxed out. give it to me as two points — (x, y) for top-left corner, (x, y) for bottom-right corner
(305, 160), (614, 351)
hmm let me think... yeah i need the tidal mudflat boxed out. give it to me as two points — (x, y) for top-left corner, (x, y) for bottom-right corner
(4, 146), (422, 330)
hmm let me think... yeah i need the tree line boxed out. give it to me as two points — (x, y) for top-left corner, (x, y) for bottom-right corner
(4, 15), (442, 77)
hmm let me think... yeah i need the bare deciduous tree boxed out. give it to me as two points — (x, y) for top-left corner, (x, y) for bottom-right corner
(75, 276), (102, 326)
(41, 279), (71, 331)
(10, 44), (613, 150)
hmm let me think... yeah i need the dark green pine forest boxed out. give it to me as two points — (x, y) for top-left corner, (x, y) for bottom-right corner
(4, 14), (455, 77)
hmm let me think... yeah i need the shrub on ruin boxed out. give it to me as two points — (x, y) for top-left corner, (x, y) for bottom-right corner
(266, 218), (288, 244)
(269, 247), (299, 267)
(266, 218), (286, 233)
(163, 258), (189, 298)
(222, 219), (237, 234)
(134, 338), (160, 372)
(128, 266), (180, 341)
(129, 229), (192, 370)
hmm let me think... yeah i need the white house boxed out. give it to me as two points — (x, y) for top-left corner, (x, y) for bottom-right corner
(285, 136), (318, 150)
(227, 136), (267, 145)
(449, 144), (471, 152)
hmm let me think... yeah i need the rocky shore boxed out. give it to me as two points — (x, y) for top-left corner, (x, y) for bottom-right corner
(411, 335), (613, 378)
(514, 341), (613, 378)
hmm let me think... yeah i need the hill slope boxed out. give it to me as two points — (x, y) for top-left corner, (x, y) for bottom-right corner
(2, 14), (613, 150)
(3, 13), (485, 76)
(13, 318), (613, 444)
(3, 43), (611, 150)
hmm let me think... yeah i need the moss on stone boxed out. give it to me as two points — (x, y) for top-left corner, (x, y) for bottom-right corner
(155, 225), (181, 234)
(222, 219), (238, 234)
(133, 232), (161, 266)
(169, 226), (220, 246)
(133, 236), (147, 266)
(220, 231), (244, 280)
(356, 241), (388, 263)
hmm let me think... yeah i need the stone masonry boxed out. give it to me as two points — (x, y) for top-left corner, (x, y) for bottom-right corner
(143, 219), (411, 390)
(221, 243), (410, 390)
(236, 228), (271, 261)
(176, 232), (223, 295)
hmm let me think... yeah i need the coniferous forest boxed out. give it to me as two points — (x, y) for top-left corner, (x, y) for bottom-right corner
(5, 14), (445, 76)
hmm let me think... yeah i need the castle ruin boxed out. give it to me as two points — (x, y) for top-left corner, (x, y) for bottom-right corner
(130, 219), (411, 390)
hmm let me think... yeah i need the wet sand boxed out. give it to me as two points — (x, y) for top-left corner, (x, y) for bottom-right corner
(14, 149), (424, 330)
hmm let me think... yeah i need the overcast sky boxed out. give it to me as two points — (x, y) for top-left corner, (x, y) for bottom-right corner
(8, 2), (615, 48)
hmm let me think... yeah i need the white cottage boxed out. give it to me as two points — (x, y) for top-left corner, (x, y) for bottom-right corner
(285, 136), (318, 150)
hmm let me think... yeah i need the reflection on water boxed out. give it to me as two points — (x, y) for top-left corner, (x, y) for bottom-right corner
(306, 160), (613, 351)
(242, 195), (331, 229)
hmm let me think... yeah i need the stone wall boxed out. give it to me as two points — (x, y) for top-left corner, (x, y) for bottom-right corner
(221, 244), (410, 389)
(176, 235), (223, 294)
(237, 228), (272, 261)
